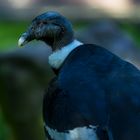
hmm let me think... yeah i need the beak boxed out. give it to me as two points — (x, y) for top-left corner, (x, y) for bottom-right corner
(18, 32), (32, 47)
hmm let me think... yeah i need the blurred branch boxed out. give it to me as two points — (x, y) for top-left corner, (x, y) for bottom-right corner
(0, 44), (53, 140)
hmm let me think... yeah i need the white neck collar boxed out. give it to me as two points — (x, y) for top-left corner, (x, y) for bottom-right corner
(48, 40), (83, 69)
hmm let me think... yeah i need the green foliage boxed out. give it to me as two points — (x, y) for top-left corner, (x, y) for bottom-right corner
(0, 110), (11, 140)
(120, 23), (140, 47)
(0, 21), (29, 50)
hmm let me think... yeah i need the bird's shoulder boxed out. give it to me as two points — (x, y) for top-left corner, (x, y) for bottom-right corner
(61, 43), (120, 72)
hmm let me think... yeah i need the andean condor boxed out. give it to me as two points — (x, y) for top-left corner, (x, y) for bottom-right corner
(18, 11), (140, 140)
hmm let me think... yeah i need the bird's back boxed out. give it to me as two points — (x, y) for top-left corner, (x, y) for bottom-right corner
(43, 44), (140, 140)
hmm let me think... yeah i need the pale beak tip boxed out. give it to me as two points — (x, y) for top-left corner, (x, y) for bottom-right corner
(18, 37), (27, 47)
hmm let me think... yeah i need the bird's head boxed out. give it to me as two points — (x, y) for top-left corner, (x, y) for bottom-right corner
(18, 11), (74, 51)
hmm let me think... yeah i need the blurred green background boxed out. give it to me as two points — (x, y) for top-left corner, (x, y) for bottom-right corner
(0, 22), (28, 50)
(0, 0), (140, 140)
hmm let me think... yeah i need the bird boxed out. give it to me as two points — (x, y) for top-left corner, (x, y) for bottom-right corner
(18, 11), (140, 140)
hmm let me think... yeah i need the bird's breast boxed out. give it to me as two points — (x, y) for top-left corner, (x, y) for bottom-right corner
(45, 125), (98, 140)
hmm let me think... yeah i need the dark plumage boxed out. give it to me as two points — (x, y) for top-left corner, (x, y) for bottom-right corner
(18, 11), (140, 140)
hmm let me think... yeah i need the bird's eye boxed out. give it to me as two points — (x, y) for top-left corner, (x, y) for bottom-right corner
(42, 21), (48, 24)
(37, 21), (47, 26)
(53, 23), (60, 26)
